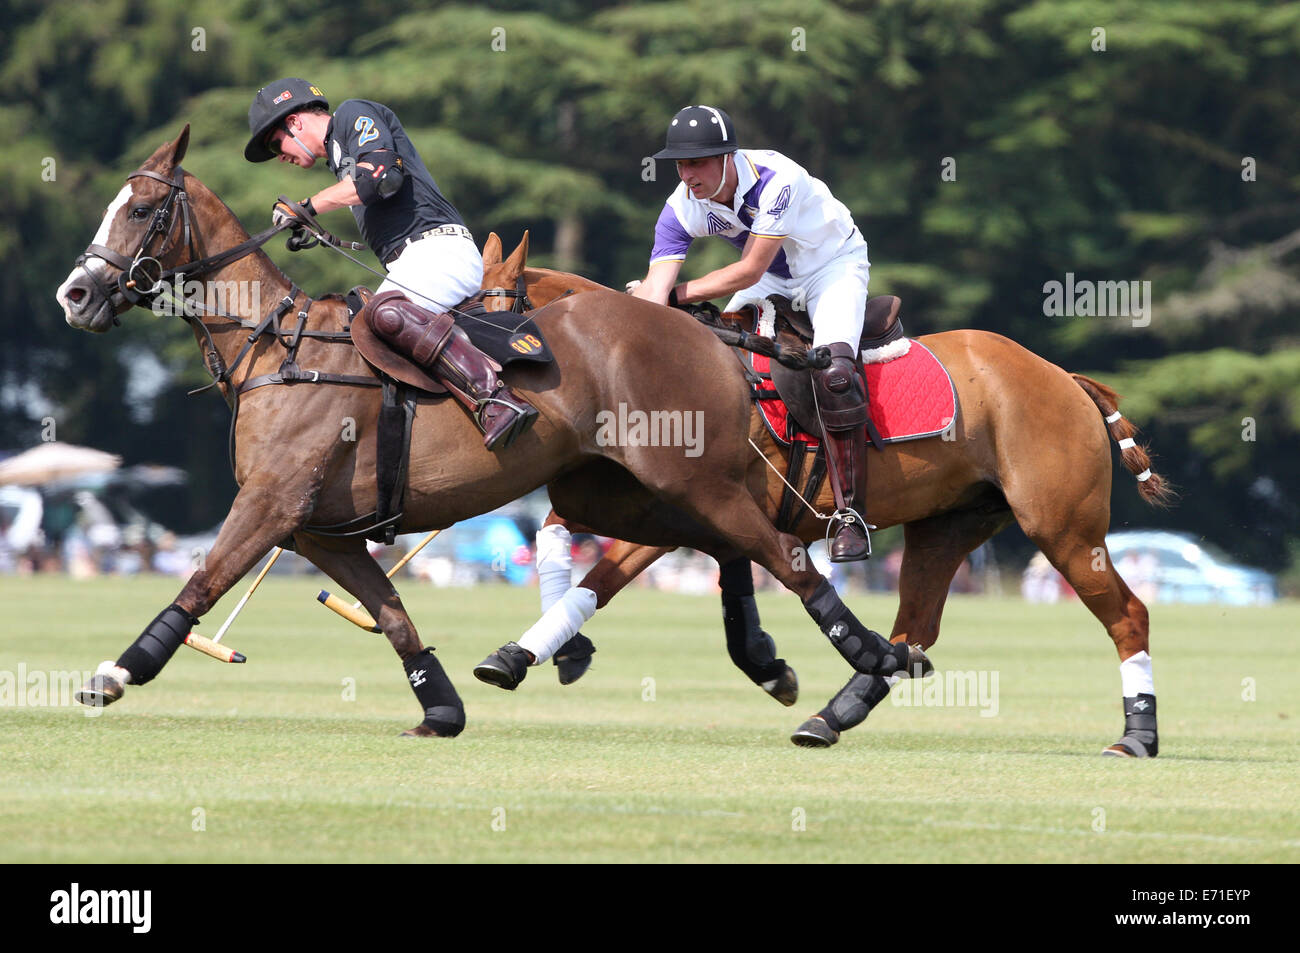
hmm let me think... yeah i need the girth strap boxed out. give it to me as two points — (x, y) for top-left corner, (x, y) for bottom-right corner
(301, 381), (419, 543)
(775, 439), (812, 533)
(375, 380), (417, 546)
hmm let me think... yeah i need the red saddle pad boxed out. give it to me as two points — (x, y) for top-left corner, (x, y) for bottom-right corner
(753, 340), (956, 445)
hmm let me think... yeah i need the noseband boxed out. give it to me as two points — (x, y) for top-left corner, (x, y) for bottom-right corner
(77, 166), (194, 310)
(479, 274), (532, 314)
(76, 165), (287, 316)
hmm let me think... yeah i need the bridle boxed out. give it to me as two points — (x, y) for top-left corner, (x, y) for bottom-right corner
(478, 273), (532, 314)
(76, 165), (286, 317)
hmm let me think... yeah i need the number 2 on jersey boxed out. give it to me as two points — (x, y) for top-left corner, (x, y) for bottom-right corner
(354, 116), (378, 146)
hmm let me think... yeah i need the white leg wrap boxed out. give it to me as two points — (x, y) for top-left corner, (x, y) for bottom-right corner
(535, 524), (574, 614)
(1119, 650), (1154, 697)
(518, 587), (598, 665)
(96, 660), (132, 685)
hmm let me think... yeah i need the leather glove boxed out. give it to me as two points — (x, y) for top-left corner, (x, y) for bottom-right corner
(271, 197), (314, 230)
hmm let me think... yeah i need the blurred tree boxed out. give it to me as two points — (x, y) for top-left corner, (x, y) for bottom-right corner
(2, 0), (1295, 572)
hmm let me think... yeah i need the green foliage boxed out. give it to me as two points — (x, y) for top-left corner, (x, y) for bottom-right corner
(3, 0), (1297, 571)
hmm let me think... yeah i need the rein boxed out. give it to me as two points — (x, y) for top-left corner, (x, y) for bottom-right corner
(85, 166), (535, 541)
(78, 166), (288, 316)
(682, 301), (831, 371)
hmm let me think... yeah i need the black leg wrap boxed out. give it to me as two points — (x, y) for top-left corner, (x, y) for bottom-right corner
(115, 603), (197, 685)
(722, 593), (786, 684)
(404, 648), (465, 737)
(818, 673), (893, 733)
(718, 557), (755, 597)
(803, 579), (907, 676)
(1110, 694), (1158, 757)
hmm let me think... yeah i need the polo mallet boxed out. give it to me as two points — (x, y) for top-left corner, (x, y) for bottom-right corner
(184, 547), (284, 663)
(316, 530), (441, 632)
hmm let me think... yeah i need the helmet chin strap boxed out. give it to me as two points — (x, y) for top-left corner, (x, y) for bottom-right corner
(705, 154), (731, 201)
(287, 131), (314, 160)
(281, 119), (314, 161)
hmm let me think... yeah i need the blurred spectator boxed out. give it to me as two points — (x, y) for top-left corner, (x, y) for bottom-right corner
(152, 531), (192, 576)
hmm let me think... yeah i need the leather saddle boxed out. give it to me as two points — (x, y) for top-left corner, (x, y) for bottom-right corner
(764, 293), (904, 351)
(348, 287), (450, 395)
(351, 286), (548, 397)
(752, 294), (906, 443)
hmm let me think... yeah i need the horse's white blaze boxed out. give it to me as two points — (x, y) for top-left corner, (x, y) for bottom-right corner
(92, 184), (133, 247)
(56, 184), (132, 319)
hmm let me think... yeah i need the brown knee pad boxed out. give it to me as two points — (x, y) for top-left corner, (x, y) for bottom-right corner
(366, 291), (455, 367)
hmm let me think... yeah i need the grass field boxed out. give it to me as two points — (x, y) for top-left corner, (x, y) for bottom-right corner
(1, 574), (1296, 863)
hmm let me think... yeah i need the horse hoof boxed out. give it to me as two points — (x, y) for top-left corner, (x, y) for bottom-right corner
(400, 724), (461, 739)
(761, 665), (799, 706)
(898, 643), (934, 679)
(75, 671), (124, 708)
(553, 633), (596, 685)
(1102, 736), (1157, 758)
(790, 716), (838, 748)
(473, 642), (530, 691)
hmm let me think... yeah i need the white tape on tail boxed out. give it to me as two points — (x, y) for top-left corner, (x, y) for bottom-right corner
(1105, 411), (1123, 424)
(1136, 469), (1152, 482)
(861, 338), (912, 365)
(1118, 437), (1136, 450)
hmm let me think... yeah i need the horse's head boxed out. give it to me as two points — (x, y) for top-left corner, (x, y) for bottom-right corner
(480, 230), (531, 312)
(57, 125), (194, 332)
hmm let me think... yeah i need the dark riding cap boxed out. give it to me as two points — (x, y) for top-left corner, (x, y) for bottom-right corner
(244, 78), (330, 162)
(652, 105), (738, 160)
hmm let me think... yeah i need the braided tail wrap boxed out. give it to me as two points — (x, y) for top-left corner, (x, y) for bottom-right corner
(1070, 374), (1176, 507)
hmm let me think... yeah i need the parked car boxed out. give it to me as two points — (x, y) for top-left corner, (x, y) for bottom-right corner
(1106, 531), (1276, 605)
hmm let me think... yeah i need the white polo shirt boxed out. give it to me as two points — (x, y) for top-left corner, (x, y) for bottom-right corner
(649, 149), (866, 280)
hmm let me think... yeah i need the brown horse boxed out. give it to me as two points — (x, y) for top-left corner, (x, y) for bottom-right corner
(476, 234), (1173, 757)
(56, 126), (928, 737)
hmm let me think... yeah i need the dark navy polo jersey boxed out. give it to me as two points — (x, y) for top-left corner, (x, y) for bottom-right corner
(325, 99), (465, 264)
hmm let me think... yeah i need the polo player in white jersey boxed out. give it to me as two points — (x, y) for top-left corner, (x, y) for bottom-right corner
(631, 105), (874, 560)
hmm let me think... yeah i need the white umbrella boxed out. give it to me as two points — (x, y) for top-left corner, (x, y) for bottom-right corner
(0, 442), (122, 487)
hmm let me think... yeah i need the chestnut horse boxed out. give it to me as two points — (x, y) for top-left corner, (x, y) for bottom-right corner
(56, 126), (928, 737)
(477, 234), (1173, 757)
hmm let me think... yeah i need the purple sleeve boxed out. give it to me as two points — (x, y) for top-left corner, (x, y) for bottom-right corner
(649, 204), (692, 263)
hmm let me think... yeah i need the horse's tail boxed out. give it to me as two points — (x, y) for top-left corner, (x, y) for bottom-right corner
(1071, 373), (1177, 508)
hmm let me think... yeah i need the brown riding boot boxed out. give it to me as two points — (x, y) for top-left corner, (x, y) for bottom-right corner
(367, 292), (538, 450)
(814, 343), (871, 562)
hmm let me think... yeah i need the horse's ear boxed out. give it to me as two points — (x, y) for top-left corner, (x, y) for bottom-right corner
(504, 229), (530, 274)
(171, 124), (191, 166)
(482, 232), (502, 266)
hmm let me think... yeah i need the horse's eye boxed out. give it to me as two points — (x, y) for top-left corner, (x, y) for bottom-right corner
(130, 206), (151, 220)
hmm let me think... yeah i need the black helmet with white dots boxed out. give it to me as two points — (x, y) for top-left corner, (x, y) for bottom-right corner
(652, 105), (738, 159)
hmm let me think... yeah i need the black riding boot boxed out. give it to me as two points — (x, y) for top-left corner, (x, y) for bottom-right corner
(814, 342), (870, 562)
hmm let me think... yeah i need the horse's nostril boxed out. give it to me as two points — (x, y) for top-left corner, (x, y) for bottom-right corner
(67, 287), (86, 304)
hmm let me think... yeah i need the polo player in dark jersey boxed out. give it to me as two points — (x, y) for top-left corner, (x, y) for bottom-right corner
(244, 77), (536, 450)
